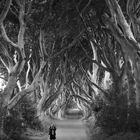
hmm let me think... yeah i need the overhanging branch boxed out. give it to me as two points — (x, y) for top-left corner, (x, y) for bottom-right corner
(72, 94), (91, 104)
(0, 24), (18, 47)
(106, 0), (138, 44)
(41, 80), (64, 111)
(47, 30), (85, 60)
(73, 78), (93, 101)
(0, 56), (9, 71)
(8, 61), (46, 109)
(0, 0), (12, 24)
(0, 76), (7, 81)
(8, 86), (35, 109)
(79, 59), (110, 104)
(104, 15), (140, 53)
(80, 41), (112, 72)
(39, 30), (48, 58)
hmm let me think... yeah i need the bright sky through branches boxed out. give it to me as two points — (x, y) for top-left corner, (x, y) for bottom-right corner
(0, 74), (6, 91)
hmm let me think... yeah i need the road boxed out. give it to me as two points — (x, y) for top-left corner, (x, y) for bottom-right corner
(54, 119), (88, 140)
(29, 119), (88, 140)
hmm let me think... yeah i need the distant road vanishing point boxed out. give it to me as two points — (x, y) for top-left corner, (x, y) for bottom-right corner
(54, 119), (88, 140)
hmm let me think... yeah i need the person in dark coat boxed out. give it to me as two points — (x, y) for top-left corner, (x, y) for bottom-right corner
(49, 124), (56, 140)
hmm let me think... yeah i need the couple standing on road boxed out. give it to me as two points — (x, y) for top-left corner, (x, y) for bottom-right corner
(49, 124), (56, 140)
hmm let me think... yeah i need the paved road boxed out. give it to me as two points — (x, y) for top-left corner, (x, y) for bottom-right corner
(29, 119), (88, 140)
(54, 119), (88, 140)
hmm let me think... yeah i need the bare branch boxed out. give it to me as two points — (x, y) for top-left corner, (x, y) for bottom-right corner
(134, 17), (140, 25)
(106, 0), (137, 42)
(41, 80), (64, 112)
(25, 52), (32, 88)
(80, 41), (112, 72)
(8, 86), (35, 109)
(15, 0), (25, 7)
(0, 42), (14, 66)
(39, 30), (48, 58)
(72, 94), (91, 104)
(10, 2), (19, 17)
(79, 59), (110, 104)
(47, 30), (85, 60)
(102, 42), (113, 69)
(17, 1), (26, 59)
(80, 0), (91, 15)
(126, 0), (135, 16)
(0, 56), (9, 71)
(8, 61), (47, 109)
(0, 76), (7, 81)
(9, 8), (18, 17)
(30, 61), (46, 86)
(26, 0), (33, 15)
(0, 0), (12, 24)
(103, 14), (140, 53)
(0, 24), (18, 47)
(79, 59), (106, 94)
(105, 0), (115, 19)
(39, 0), (48, 4)
(73, 79), (93, 101)
(135, 0), (140, 12)
(73, 0), (95, 48)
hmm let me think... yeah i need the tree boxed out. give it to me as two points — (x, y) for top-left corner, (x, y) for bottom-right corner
(1, 0), (140, 138)
(104, 0), (140, 110)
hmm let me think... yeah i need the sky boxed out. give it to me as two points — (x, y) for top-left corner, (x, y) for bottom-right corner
(0, 76), (6, 91)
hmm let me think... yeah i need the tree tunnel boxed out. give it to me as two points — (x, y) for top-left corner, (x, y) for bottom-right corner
(0, 0), (140, 139)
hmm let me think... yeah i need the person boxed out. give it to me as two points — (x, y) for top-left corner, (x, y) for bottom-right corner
(49, 124), (56, 140)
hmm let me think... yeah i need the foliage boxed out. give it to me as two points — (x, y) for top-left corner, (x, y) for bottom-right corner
(0, 93), (43, 139)
(3, 114), (25, 140)
(95, 105), (127, 135)
(18, 96), (43, 130)
(92, 90), (140, 137)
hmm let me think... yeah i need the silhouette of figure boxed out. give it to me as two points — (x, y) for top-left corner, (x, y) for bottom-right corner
(49, 124), (56, 140)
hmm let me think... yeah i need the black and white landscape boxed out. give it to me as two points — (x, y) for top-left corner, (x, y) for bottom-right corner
(0, 0), (140, 140)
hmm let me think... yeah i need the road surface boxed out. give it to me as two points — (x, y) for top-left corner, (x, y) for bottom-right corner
(54, 119), (88, 140)
(29, 119), (88, 140)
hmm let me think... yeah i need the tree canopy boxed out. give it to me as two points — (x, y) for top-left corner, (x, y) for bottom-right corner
(0, 0), (140, 138)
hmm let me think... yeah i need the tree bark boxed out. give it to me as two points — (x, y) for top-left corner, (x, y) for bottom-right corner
(2, 74), (17, 108)
(105, 0), (140, 110)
